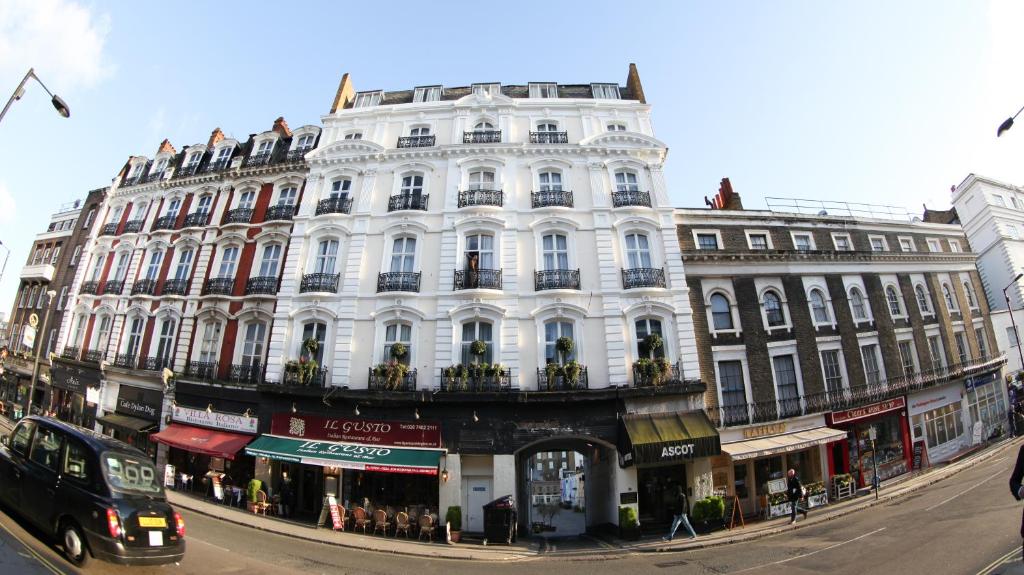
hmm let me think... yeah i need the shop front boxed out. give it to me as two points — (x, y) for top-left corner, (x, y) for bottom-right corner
(827, 397), (912, 488)
(48, 360), (101, 429)
(713, 415), (845, 518)
(908, 383), (966, 465)
(97, 384), (163, 459)
(0, 370), (26, 419)
(965, 372), (1008, 442)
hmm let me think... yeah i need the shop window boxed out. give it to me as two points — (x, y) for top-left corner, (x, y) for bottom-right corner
(541, 234), (569, 271)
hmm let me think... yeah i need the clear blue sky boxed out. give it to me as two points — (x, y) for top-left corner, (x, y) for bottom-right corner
(0, 0), (1019, 311)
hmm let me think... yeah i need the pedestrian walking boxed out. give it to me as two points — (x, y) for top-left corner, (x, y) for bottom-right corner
(1008, 444), (1024, 559)
(662, 484), (697, 541)
(787, 468), (808, 525)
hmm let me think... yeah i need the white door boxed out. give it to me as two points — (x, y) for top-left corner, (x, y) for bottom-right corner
(465, 478), (492, 533)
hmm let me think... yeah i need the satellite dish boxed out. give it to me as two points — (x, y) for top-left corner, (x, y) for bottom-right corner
(817, 210), (828, 216)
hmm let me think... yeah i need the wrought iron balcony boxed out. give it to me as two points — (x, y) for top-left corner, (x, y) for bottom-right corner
(531, 190), (574, 208)
(153, 215), (177, 231)
(368, 367), (417, 392)
(139, 356), (172, 372)
(535, 269), (581, 291)
(377, 272), (421, 293)
(103, 280), (124, 295)
(632, 361), (686, 387)
(281, 365), (329, 387)
(316, 197), (353, 216)
(438, 367), (512, 392)
(83, 349), (105, 363)
(458, 189), (503, 208)
(175, 163), (200, 178)
(79, 281), (99, 295)
(530, 131), (568, 144)
(245, 276), (279, 295)
(61, 346), (81, 361)
(536, 366), (589, 391)
(185, 361), (218, 381)
(244, 153), (272, 168)
(299, 272), (340, 293)
(144, 171), (165, 183)
(463, 130), (502, 144)
(203, 277), (235, 295)
(100, 223), (118, 236)
(123, 220), (145, 234)
(229, 362), (263, 385)
(204, 158), (230, 173)
(182, 212), (209, 228)
(388, 194), (429, 212)
(225, 207), (253, 224)
(622, 267), (666, 289)
(162, 278), (189, 296)
(123, 175), (144, 187)
(131, 279), (157, 296)
(397, 135), (436, 148)
(612, 190), (652, 208)
(113, 354), (137, 369)
(286, 148), (310, 163)
(454, 269), (502, 290)
(265, 204), (295, 221)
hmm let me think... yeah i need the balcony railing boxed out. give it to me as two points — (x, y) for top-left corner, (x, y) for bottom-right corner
(438, 367), (512, 392)
(535, 269), (581, 291)
(244, 153), (272, 168)
(123, 175), (144, 187)
(458, 189), (504, 208)
(113, 354), (137, 369)
(144, 171), (165, 183)
(622, 267), (666, 289)
(103, 280), (124, 295)
(286, 148), (310, 163)
(612, 190), (652, 208)
(454, 269), (502, 290)
(531, 190), (574, 208)
(388, 194), (429, 212)
(530, 131), (568, 144)
(265, 204), (295, 221)
(182, 212), (209, 228)
(463, 130), (502, 144)
(225, 207), (253, 224)
(185, 361), (218, 381)
(245, 276), (279, 295)
(175, 163), (200, 178)
(80, 281), (99, 295)
(162, 278), (189, 296)
(368, 367), (417, 392)
(299, 272), (340, 293)
(229, 362), (263, 385)
(101, 223), (118, 236)
(707, 354), (1007, 428)
(139, 356), (172, 372)
(397, 135), (436, 148)
(377, 272), (421, 293)
(281, 365), (329, 387)
(61, 346), (81, 361)
(153, 215), (177, 231)
(203, 277), (235, 295)
(123, 220), (145, 234)
(632, 361), (688, 387)
(316, 197), (354, 216)
(83, 349), (104, 363)
(204, 159), (230, 173)
(536, 366), (589, 391)
(131, 279), (157, 296)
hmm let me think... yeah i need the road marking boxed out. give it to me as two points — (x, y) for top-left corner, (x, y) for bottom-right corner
(0, 516), (68, 575)
(975, 545), (1020, 575)
(190, 536), (232, 553)
(729, 527), (886, 573)
(925, 468), (1004, 511)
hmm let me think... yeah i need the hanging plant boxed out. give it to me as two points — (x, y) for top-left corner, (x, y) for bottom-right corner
(555, 337), (575, 356)
(654, 358), (672, 385)
(643, 334), (664, 354)
(564, 360), (583, 389)
(385, 360), (408, 390)
(299, 359), (319, 386)
(457, 364), (469, 390)
(470, 340), (487, 358)
(302, 337), (320, 359)
(390, 342), (408, 360)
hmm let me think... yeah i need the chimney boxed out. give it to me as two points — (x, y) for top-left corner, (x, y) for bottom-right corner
(708, 178), (743, 210)
(207, 127), (225, 148)
(272, 116), (292, 138)
(157, 139), (176, 155)
(626, 63), (646, 104)
(330, 72), (355, 114)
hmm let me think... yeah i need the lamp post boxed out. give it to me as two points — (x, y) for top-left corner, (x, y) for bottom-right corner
(0, 68), (70, 124)
(1003, 274), (1024, 375)
(25, 289), (56, 416)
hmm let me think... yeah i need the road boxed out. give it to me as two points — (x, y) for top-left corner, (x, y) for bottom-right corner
(1, 442), (1023, 574)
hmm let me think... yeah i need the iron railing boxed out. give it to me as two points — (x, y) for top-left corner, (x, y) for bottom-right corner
(377, 272), (421, 293)
(530, 131), (568, 144)
(612, 190), (652, 208)
(175, 163), (200, 178)
(183, 212), (209, 228)
(162, 278), (189, 296)
(103, 280), (124, 295)
(286, 148), (310, 163)
(622, 267), (666, 289)
(123, 175), (144, 187)
(229, 362), (263, 385)
(139, 356), (172, 372)
(388, 194), (429, 212)
(245, 276), (279, 295)
(113, 354), (137, 369)
(204, 159), (230, 173)
(186, 361), (218, 381)
(397, 135), (436, 148)
(153, 215), (177, 231)
(535, 269), (581, 291)
(299, 272), (340, 293)
(203, 277), (234, 295)
(131, 279), (157, 296)
(536, 366), (589, 391)
(144, 171), (165, 183)
(438, 368), (512, 392)
(225, 207), (253, 224)
(280, 365), (329, 387)
(80, 281), (99, 295)
(244, 153), (272, 168)
(368, 367), (417, 392)
(531, 190), (574, 208)
(454, 269), (502, 290)
(123, 220), (145, 233)
(83, 349), (105, 363)
(61, 346), (81, 361)
(463, 130), (502, 144)
(316, 197), (354, 215)
(632, 361), (689, 387)
(265, 204), (295, 221)
(458, 189), (504, 208)
(100, 223), (117, 236)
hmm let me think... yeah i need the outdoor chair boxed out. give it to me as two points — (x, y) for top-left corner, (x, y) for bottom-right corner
(353, 506), (371, 534)
(418, 514), (436, 542)
(394, 511), (411, 538)
(373, 508), (390, 536)
(253, 490), (271, 516)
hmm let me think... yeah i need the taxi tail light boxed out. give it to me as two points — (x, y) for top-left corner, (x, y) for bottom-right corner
(174, 512), (185, 538)
(106, 508), (122, 539)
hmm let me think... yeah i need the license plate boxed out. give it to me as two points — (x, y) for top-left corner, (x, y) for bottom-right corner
(148, 530), (163, 547)
(139, 517), (167, 528)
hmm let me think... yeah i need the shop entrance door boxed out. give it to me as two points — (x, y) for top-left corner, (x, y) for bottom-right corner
(466, 478), (491, 533)
(296, 464), (322, 518)
(637, 464), (686, 530)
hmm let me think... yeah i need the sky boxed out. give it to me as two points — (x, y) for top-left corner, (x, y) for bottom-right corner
(0, 0), (1022, 311)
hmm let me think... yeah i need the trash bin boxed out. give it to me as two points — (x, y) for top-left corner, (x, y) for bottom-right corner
(482, 495), (518, 545)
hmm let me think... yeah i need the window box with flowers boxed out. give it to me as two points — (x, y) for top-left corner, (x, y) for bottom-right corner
(283, 337), (326, 386)
(370, 343), (416, 391)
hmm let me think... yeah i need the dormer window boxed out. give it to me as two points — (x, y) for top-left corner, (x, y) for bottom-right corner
(215, 146), (232, 162)
(255, 140), (274, 156)
(529, 83), (558, 98)
(410, 126), (431, 137)
(607, 123), (627, 132)
(153, 158), (168, 173)
(472, 83), (500, 97)
(185, 151), (202, 167)
(474, 121), (495, 131)
(413, 86), (442, 103)
(130, 163), (145, 177)
(591, 83), (620, 99)
(353, 91), (383, 108)
(344, 132), (363, 140)
(295, 134), (316, 151)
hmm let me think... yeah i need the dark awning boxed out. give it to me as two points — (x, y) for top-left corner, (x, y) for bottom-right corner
(245, 435), (443, 475)
(151, 424), (253, 460)
(619, 411), (720, 467)
(97, 413), (157, 434)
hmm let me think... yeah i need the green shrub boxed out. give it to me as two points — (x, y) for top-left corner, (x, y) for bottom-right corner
(246, 478), (262, 503)
(446, 506), (462, 531)
(691, 496), (725, 523)
(618, 505), (638, 528)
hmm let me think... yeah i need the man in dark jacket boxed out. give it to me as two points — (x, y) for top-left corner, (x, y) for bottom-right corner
(1009, 444), (1024, 559)
(662, 484), (697, 541)
(787, 468), (808, 524)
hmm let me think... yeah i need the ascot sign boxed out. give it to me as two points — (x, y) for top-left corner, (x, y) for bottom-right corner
(173, 405), (259, 434)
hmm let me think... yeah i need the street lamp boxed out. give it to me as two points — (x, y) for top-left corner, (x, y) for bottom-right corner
(0, 68), (70, 125)
(25, 289), (57, 416)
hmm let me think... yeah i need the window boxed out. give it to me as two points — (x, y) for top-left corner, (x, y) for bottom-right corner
(543, 321), (575, 364)
(95, 315), (112, 354)
(471, 83), (500, 97)
(772, 355), (800, 416)
(28, 286), (39, 308)
(468, 170), (496, 191)
(237, 190), (256, 210)
(314, 240), (339, 274)
(696, 233), (719, 250)
(174, 249), (194, 280)
(635, 318), (665, 359)
(461, 321), (493, 364)
(108, 205), (123, 225)
(614, 170), (639, 192)
(330, 179), (352, 199)
(748, 233), (769, 250)
(70, 314), (87, 347)
(383, 322), (412, 364)
(29, 427), (63, 472)
(948, 240), (961, 253)
(1009, 326), (1020, 348)
(538, 171), (563, 191)
(1014, 197), (1022, 210)
(195, 195), (212, 215)
(542, 234), (569, 270)
(954, 332), (969, 364)
(18, 286), (27, 308)
(47, 328), (56, 355)
(144, 251), (163, 280)
(57, 286), (68, 310)
(473, 121), (495, 131)
(886, 286), (903, 317)
(994, 194), (1007, 207)
(832, 234), (852, 251)
(42, 247), (51, 264)
(624, 233), (652, 268)
(898, 237), (915, 252)
(792, 233), (814, 251)
(591, 83), (620, 99)
(898, 341), (916, 376)
(861, 344), (881, 385)
(50, 246), (60, 264)
(353, 91), (382, 108)
(153, 158), (168, 174)
(155, 318), (176, 361)
(529, 83), (558, 98)
(390, 237), (416, 273)
(10, 422), (33, 456)
(300, 322), (327, 364)
(942, 284), (958, 312)
(928, 335), (944, 369)
(963, 281), (977, 308)
(869, 236), (887, 251)
(165, 198), (182, 219)
(32, 248), (42, 265)
(400, 174), (424, 198)
(710, 293), (733, 330)
(215, 146), (233, 164)
(1008, 224), (1020, 239)
(413, 86), (442, 103)
(464, 234), (494, 270)
(124, 317), (144, 357)
(185, 151), (202, 168)
(409, 126), (431, 137)
(198, 322), (222, 363)
(112, 252), (130, 280)
(241, 322), (266, 366)
(821, 350), (844, 395)
(607, 123), (627, 131)
(344, 132), (363, 140)
(535, 122), (558, 133)
(257, 244), (282, 277)
(719, 361), (747, 413)
(917, 403), (965, 451)
(915, 285), (931, 314)
(975, 327), (988, 357)
(255, 140), (275, 157)
(927, 239), (941, 252)
(218, 246), (239, 277)
(809, 289), (831, 324)
(63, 439), (90, 482)
(70, 245), (81, 266)
(277, 187), (297, 206)
(295, 134), (316, 151)
(849, 287), (868, 321)
(762, 290), (785, 327)
(84, 208), (95, 227)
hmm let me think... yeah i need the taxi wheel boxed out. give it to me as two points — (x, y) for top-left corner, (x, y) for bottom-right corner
(60, 521), (89, 567)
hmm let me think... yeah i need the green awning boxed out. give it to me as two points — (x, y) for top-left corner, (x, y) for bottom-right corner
(245, 435), (443, 476)
(619, 411), (720, 466)
(97, 413), (158, 433)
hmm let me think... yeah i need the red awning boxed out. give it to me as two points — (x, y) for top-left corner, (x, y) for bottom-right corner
(151, 424), (253, 460)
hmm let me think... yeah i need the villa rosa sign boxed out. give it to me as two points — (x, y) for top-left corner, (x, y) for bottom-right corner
(172, 406), (258, 434)
(271, 413), (441, 448)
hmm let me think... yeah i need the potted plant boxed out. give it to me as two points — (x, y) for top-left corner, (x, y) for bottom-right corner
(390, 342), (407, 361)
(690, 495), (725, 532)
(618, 506), (640, 540)
(555, 336), (574, 363)
(564, 359), (583, 388)
(654, 357), (672, 386)
(246, 478), (262, 512)
(545, 362), (562, 390)
(469, 340), (487, 362)
(643, 334), (663, 356)
(446, 506), (462, 543)
(302, 337), (319, 360)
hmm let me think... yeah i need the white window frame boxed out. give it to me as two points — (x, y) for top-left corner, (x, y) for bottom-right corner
(768, 343), (805, 414)
(897, 236), (916, 252)
(353, 91), (383, 108)
(941, 282), (959, 313)
(885, 284), (906, 319)
(591, 83), (620, 99)
(744, 229), (774, 250)
(817, 338), (850, 399)
(607, 122), (627, 132)
(858, 337), (885, 386)
(759, 287), (791, 333)
(790, 231), (816, 251)
(914, 283), (934, 317)
(529, 83), (559, 98)
(926, 238), (941, 252)
(848, 285), (873, 326)
(413, 86), (442, 103)
(806, 286), (835, 329)
(831, 232), (853, 251)
(692, 229), (723, 251)
(868, 235), (889, 252)
(471, 83), (501, 97)
(948, 239), (961, 252)
(706, 288), (741, 336)
(712, 346), (754, 420)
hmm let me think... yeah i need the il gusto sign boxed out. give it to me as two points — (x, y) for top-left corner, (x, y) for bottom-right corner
(271, 413), (441, 448)
(173, 406), (258, 434)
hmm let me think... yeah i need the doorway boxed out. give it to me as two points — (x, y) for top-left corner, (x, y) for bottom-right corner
(466, 478), (492, 532)
(637, 464), (687, 530)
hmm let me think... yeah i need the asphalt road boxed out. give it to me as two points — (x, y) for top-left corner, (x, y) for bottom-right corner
(2, 441), (1024, 574)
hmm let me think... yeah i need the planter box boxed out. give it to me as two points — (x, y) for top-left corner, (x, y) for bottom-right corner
(807, 493), (828, 508)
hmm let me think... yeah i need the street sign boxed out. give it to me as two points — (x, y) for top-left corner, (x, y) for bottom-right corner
(22, 325), (35, 349)
(28, 313), (38, 328)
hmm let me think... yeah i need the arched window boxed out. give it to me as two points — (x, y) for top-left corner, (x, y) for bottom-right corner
(314, 240), (339, 274)
(409, 126), (431, 137)
(473, 121), (495, 131)
(240, 321), (267, 367)
(614, 170), (639, 193)
(607, 122), (627, 132)
(538, 171), (563, 191)
(384, 322), (412, 365)
(915, 285), (931, 313)
(277, 186), (298, 207)
(468, 169), (496, 191)
(809, 289), (830, 323)
(390, 237), (416, 272)
(344, 131), (363, 140)
(194, 194), (212, 215)
(763, 290), (785, 327)
(942, 284), (958, 311)
(165, 198), (182, 219)
(849, 287), (868, 320)
(624, 233), (652, 269)
(710, 293), (733, 330)
(300, 321), (327, 364)
(886, 286), (902, 316)
(635, 318), (665, 359)
(257, 244), (282, 277)
(461, 321), (493, 364)
(963, 282), (976, 308)
(544, 320), (574, 364)
(536, 122), (558, 132)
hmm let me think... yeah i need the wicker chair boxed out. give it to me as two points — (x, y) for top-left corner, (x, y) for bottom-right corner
(352, 506), (372, 534)
(394, 511), (411, 538)
(418, 514), (436, 542)
(372, 508), (390, 536)
(253, 490), (271, 516)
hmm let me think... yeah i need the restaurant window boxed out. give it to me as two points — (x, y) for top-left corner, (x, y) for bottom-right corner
(710, 293), (733, 330)
(861, 344), (881, 385)
(383, 322), (412, 365)
(300, 321), (327, 364)
(461, 321), (493, 364)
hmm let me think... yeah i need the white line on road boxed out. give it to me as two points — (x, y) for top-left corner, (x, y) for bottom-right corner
(189, 536), (232, 553)
(924, 468), (1004, 512)
(975, 545), (1020, 575)
(729, 527), (887, 574)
